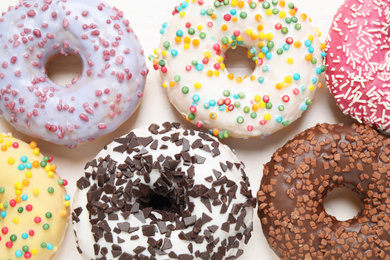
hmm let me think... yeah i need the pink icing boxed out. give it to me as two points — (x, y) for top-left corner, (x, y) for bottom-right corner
(326, 0), (390, 133)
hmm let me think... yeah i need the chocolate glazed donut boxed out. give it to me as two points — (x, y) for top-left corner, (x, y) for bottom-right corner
(257, 123), (390, 260)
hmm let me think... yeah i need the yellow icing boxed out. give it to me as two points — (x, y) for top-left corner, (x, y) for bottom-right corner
(0, 134), (69, 259)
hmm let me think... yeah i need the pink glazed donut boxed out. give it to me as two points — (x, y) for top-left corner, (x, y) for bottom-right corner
(0, 0), (148, 147)
(326, 0), (390, 134)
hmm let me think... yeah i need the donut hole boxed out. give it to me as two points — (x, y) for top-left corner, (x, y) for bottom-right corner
(323, 186), (363, 221)
(139, 190), (186, 214)
(224, 46), (256, 77)
(46, 53), (83, 87)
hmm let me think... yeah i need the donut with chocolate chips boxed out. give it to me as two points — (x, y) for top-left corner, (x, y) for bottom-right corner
(257, 123), (390, 259)
(72, 122), (256, 260)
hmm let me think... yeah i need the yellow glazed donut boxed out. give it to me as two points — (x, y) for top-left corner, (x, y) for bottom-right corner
(0, 134), (70, 259)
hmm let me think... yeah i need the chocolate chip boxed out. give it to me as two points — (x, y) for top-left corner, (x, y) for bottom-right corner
(77, 177), (91, 190)
(161, 238), (172, 250)
(142, 225), (156, 237)
(133, 246), (146, 254)
(184, 215), (196, 226)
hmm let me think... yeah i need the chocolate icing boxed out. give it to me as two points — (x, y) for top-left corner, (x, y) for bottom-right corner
(258, 123), (390, 259)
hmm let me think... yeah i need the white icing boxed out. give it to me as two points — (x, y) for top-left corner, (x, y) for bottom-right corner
(0, 0), (148, 147)
(155, 0), (324, 139)
(73, 124), (254, 259)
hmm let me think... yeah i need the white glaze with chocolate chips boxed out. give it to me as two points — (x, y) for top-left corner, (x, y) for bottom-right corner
(72, 122), (255, 260)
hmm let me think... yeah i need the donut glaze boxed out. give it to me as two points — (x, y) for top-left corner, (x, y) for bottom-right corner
(257, 123), (390, 259)
(153, 0), (325, 139)
(326, 0), (390, 134)
(0, 134), (70, 259)
(72, 122), (256, 259)
(0, 0), (148, 147)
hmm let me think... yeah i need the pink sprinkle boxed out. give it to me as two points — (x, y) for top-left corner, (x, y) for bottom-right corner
(51, 12), (57, 18)
(85, 107), (93, 114)
(82, 11), (88, 16)
(116, 73), (124, 82)
(27, 10), (36, 17)
(79, 113), (89, 122)
(2, 62), (8, 69)
(10, 199), (16, 207)
(247, 125), (254, 131)
(293, 88), (300, 95)
(14, 71), (21, 77)
(104, 88), (110, 94)
(116, 56), (123, 64)
(98, 124), (107, 130)
(62, 18), (69, 28)
(137, 92), (143, 98)
(91, 30), (100, 36)
(282, 95), (290, 103)
(260, 120), (267, 126)
(95, 90), (102, 96)
(50, 125), (57, 132)
(12, 142), (19, 148)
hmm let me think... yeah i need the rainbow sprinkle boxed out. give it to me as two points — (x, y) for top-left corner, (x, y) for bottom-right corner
(0, 134), (69, 259)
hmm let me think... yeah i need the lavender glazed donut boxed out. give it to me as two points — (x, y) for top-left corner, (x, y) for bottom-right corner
(0, 0), (148, 147)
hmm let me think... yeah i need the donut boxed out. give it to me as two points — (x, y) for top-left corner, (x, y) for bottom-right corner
(152, 0), (326, 139)
(0, 134), (70, 259)
(0, 0), (148, 147)
(257, 123), (390, 259)
(72, 122), (256, 259)
(326, 0), (390, 134)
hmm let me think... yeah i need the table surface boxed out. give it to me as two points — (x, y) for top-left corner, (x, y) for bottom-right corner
(0, 0), (360, 259)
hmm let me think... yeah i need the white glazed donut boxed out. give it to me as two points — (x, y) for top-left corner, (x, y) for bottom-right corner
(0, 0), (148, 147)
(72, 122), (255, 259)
(153, 0), (325, 139)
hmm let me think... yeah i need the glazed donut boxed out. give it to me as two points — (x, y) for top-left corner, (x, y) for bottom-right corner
(257, 123), (390, 259)
(153, 0), (326, 139)
(0, 0), (148, 147)
(326, 0), (390, 134)
(0, 134), (70, 259)
(72, 122), (256, 259)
